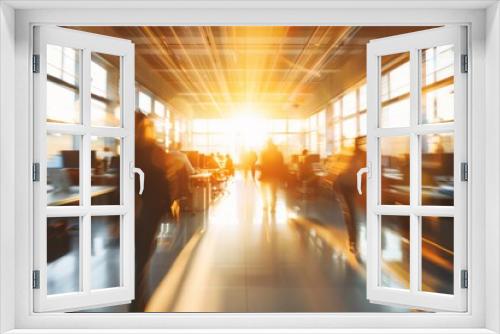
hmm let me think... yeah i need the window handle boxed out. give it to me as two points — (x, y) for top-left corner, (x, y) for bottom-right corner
(356, 163), (371, 195)
(130, 162), (145, 195)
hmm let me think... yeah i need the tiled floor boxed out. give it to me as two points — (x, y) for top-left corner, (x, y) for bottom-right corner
(144, 174), (406, 312)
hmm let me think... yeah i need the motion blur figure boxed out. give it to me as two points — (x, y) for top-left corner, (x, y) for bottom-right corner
(333, 137), (366, 256)
(166, 141), (195, 219)
(259, 139), (285, 212)
(241, 150), (258, 180)
(134, 111), (172, 311)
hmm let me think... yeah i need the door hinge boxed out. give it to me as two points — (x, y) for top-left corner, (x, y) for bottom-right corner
(32, 54), (40, 73)
(461, 269), (468, 289)
(32, 270), (40, 289)
(461, 54), (468, 73)
(32, 163), (40, 182)
(461, 162), (468, 182)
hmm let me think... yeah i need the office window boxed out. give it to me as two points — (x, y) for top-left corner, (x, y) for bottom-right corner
(342, 91), (357, 117)
(46, 45), (80, 124)
(138, 91), (152, 114)
(154, 100), (165, 118)
(331, 82), (369, 151)
(91, 61), (107, 97)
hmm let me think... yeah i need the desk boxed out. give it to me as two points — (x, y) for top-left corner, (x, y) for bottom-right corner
(48, 185), (116, 206)
(189, 173), (211, 212)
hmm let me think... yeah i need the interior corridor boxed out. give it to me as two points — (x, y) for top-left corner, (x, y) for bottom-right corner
(141, 173), (405, 313)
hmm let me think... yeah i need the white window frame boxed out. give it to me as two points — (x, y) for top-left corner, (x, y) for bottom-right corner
(32, 26), (136, 312)
(0, 1), (498, 333)
(365, 26), (467, 312)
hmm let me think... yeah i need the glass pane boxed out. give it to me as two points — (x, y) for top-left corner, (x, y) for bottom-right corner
(380, 52), (410, 128)
(421, 133), (454, 206)
(342, 117), (357, 139)
(91, 216), (121, 289)
(288, 119), (303, 132)
(359, 112), (367, 136)
(192, 119), (208, 133)
(380, 215), (410, 289)
(333, 100), (341, 119)
(47, 216), (80, 294)
(421, 45), (455, 124)
(154, 100), (165, 118)
(272, 119), (287, 132)
(46, 45), (80, 124)
(138, 91), (152, 115)
(421, 216), (454, 294)
(91, 137), (121, 206)
(380, 136), (410, 205)
(342, 91), (357, 117)
(91, 53), (121, 127)
(47, 134), (81, 206)
(358, 84), (367, 111)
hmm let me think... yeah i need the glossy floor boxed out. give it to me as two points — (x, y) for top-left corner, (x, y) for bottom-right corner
(143, 175), (405, 313)
(74, 173), (421, 312)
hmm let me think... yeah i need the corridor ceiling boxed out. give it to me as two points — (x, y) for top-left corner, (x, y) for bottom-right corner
(72, 26), (428, 118)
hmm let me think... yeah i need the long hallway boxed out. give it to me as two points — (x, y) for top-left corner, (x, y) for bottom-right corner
(144, 173), (405, 313)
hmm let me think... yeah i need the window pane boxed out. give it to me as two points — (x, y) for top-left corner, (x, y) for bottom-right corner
(47, 44), (79, 85)
(46, 45), (80, 124)
(309, 114), (318, 131)
(380, 52), (410, 128)
(342, 91), (357, 117)
(138, 91), (152, 114)
(272, 119), (287, 133)
(421, 133), (454, 206)
(422, 85), (454, 124)
(287, 119), (303, 132)
(91, 137), (121, 206)
(47, 216), (80, 294)
(421, 216), (454, 294)
(380, 136), (410, 205)
(421, 45), (454, 124)
(358, 84), (367, 111)
(342, 117), (357, 139)
(333, 100), (341, 119)
(380, 215), (410, 289)
(47, 134), (81, 206)
(154, 100), (166, 118)
(192, 119), (208, 133)
(91, 216), (121, 289)
(359, 112), (367, 136)
(193, 134), (208, 147)
(91, 53), (121, 127)
(317, 110), (326, 135)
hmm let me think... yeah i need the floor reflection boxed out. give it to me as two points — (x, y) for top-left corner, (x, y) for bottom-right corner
(64, 171), (452, 313)
(144, 174), (406, 312)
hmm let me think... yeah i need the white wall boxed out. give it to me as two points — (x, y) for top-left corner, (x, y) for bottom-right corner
(485, 2), (500, 332)
(0, 2), (16, 333)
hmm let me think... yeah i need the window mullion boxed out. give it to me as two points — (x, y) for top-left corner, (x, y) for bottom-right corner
(409, 48), (421, 294)
(81, 48), (91, 294)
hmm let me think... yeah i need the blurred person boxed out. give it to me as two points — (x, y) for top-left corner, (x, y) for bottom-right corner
(205, 153), (220, 169)
(248, 150), (258, 180)
(259, 139), (285, 212)
(134, 111), (172, 311)
(298, 148), (318, 195)
(333, 137), (366, 256)
(241, 150), (250, 179)
(166, 141), (195, 218)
